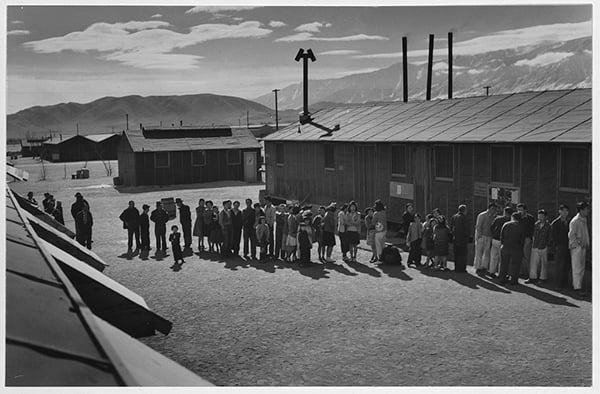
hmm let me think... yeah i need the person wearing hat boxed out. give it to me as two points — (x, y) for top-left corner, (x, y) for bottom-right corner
(52, 201), (65, 225)
(322, 203), (337, 263)
(75, 203), (93, 249)
(140, 204), (151, 252)
(175, 198), (192, 249)
(71, 192), (90, 221)
(150, 201), (169, 253)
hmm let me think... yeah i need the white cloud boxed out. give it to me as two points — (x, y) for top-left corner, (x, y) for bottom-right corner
(467, 69), (485, 75)
(11, 20), (24, 25)
(232, 17), (244, 22)
(8, 30), (30, 36)
(269, 20), (287, 28)
(584, 49), (592, 56)
(185, 6), (258, 14)
(23, 20), (272, 70)
(320, 50), (362, 56)
(276, 32), (387, 43)
(514, 51), (574, 67)
(295, 21), (329, 33)
(353, 20), (591, 59)
(151, 14), (163, 18)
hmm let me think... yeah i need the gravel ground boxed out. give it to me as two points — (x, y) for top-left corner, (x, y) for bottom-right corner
(9, 159), (592, 387)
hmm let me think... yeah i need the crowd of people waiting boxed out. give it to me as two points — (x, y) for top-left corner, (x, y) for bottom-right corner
(401, 201), (591, 297)
(24, 189), (591, 296)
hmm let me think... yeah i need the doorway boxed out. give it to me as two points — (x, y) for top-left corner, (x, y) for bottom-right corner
(243, 151), (257, 182)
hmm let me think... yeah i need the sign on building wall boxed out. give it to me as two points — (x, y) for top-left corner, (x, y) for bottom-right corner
(389, 181), (414, 200)
(489, 185), (519, 207)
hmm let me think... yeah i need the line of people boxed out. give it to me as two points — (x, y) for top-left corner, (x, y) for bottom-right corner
(401, 201), (591, 296)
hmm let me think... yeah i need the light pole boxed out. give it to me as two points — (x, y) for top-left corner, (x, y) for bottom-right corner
(272, 88), (280, 131)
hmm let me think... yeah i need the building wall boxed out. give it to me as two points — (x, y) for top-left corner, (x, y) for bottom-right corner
(120, 148), (261, 186)
(42, 136), (100, 162)
(265, 141), (591, 229)
(117, 137), (137, 185)
(97, 135), (121, 160)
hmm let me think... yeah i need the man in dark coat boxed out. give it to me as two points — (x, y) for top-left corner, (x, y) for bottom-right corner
(231, 200), (243, 255)
(71, 192), (90, 236)
(150, 201), (169, 252)
(119, 200), (141, 252)
(176, 198), (192, 249)
(450, 204), (470, 273)
(75, 203), (93, 249)
(499, 212), (525, 285)
(517, 203), (535, 278)
(401, 203), (415, 238)
(551, 204), (571, 289)
(140, 204), (151, 251)
(242, 198), (257, 259)
(219, 200), (233, 257)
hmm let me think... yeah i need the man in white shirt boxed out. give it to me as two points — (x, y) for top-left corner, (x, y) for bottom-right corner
(568, 202), (590, 296)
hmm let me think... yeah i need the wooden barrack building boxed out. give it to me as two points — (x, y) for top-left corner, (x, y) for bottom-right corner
(262, 88), (592, 227)
(118, 125), (261, 186)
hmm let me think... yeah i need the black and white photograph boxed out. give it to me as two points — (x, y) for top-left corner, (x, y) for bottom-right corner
(3, 0), (596, 390)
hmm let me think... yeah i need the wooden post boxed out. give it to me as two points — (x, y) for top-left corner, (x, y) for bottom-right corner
(426, 34), (434, 101)
(402, 36), (408, 102)
(448, 32), (453, 99)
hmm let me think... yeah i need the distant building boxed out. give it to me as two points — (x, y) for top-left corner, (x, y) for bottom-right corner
(117, 125), (261, 186)
(262, 88), (592, 227)
(41, 133), (121, 162)
(20, 136), (49, 158)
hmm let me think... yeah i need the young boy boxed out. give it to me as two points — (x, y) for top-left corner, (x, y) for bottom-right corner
(169, 225), (184, 265)
(298, 214), (313, 267)
(256, 215), (269, 262)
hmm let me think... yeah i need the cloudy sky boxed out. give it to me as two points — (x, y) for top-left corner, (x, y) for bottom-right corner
(6, 3), (592, 113)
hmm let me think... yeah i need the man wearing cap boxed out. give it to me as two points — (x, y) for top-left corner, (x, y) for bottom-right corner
(526, 209), (551, 284)
(119, 200), (141, 253)
(176, 198), (192, 249)
(150, 201), (169, 253)
(26, 192), (37, 206)
(242, 198), (257, 259)
(140, 204), (151, 252)
(75, 203), (93, 249)
(551, 204), (571, 289)
(569, 202), (590, 296)
(517, 203), (535, 279)
(264, 197), (276, 257)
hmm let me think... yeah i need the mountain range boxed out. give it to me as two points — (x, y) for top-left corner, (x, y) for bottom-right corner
(6, 94), (298, 140)
(7, 37), (591, 140)
(254, 37), (592, 110)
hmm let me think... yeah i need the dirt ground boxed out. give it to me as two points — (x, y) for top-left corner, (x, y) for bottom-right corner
(8, 158), (592, 386)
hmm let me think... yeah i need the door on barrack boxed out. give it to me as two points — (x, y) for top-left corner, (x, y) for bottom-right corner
(243, 151), (257, 182)
(354, 144), (377, 210)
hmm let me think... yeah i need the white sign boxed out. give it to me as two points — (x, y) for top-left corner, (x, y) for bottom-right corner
(491, 187), (498, 200)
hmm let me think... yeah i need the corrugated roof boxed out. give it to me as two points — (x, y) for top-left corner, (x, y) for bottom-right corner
(124, 127), (261, 152)
(262, 88), (591, 143)
(6, 186), (212, 386)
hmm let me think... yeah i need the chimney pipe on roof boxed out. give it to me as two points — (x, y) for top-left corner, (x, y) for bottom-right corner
(448, 32), (453, 99)
(140, 123), (142, 130)
(180, 120), (183, 127)
(402, 36), (408, 103)
(295, 48), (316, 124)
(426, 34), (434, 101)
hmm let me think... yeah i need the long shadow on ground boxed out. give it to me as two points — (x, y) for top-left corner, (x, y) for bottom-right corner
(417, 266), (510, 294)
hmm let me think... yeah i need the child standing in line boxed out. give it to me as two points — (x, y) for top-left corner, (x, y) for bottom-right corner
(169, 225), (184, 265)
(422, 215), (437, 268)
(433, 217), (451, 271)
(297, 215), (313, 267)
(256, 215), (269, 261)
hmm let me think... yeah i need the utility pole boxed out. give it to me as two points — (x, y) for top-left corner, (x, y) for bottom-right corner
(484, 86), (491, 96)
(272, 88), (280, 131)
(294, 48), (316, 124)
(76, 123), (79, 135)
(402, 36), (408, 102)
(448, 32), (453, 99)
(126, 113), (129, 130)
(246, 110), (249, 127)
